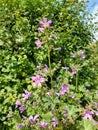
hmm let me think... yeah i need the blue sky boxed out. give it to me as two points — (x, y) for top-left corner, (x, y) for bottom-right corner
(88, 0), (98, 7)
(88, 0), (98, 12)
(88, 0), (98, 40)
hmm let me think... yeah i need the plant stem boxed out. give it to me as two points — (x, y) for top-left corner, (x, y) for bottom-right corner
(48, 47), (52, 86)
(76, 72), (78, 91)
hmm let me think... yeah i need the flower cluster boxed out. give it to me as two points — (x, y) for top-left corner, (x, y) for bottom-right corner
(36, 18), (52, 48)
(15, 90), (32, 113)
(82, 109), (94, 120)
(72, 50), (86, 60)
(38, 18), (52, 32)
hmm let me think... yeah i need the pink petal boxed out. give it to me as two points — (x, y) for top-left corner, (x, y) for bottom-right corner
(43, 18), (47, 23)
(47, 20), (52, 24)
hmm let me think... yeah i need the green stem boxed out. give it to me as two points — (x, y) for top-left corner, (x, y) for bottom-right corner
(48, 47), (52, 86)
(76, 72), (78, 91)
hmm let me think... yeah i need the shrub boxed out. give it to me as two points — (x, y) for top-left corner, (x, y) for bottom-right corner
(7, 18), (98, 130)
(0, 0), (97, 129)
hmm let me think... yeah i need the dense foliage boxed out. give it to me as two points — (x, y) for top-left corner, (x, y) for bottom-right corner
(0, 0), (98, 130)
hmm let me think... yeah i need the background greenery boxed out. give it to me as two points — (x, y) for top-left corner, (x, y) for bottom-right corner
(0, 0), (98, 129)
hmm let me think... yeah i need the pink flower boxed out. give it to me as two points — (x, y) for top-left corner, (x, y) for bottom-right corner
(81, 54), (86, 59)
(82, 109), (94, 120)
(22, 115), (27, 120)
(22, 90), (32, 100)
(91, 102), (98, 110)
(71, 68), (77, 76)
(17, 123), (24, 128)
(60, 84), (69, 95)
(38, 121), (48, 128)
(31, 75), (45, 87)
(39, 18), (52, 28)
(79, 50), (86, 59)
(29, 115), (39, 123)
(64, 108), (69, 117)
(70, 94), (75, 99)
(92, 110), (98, 116)
(91, 102), (97, 106)
(64, 66), (69, 72)
(52, 118), (58, 127)
(37, 64), (42, 69)
(19, 105), (26, 113)
(79, 50), (84, 55)
(38, 27), (44, 32)
(93, 120), (98, 125)
(15, 99), (21, 108)
(36, 39), (42, 48)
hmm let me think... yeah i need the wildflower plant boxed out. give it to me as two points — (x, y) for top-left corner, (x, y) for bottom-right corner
(8, 18), (98, 130)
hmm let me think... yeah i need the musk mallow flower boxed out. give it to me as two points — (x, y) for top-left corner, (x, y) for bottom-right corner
(93, 120), (98, 125)
(37, 65), (41, 69)
(79, 50), (84, 55)
(38, 121), (48, 128)
(15, 99), (21, 108)
(38, 27), (44, 32)
(64, 66), (69, 72)
(39, 18), (52, 28)
(81, 54), (86, 59)
(70, 94), (75, 99)
(17, 123), (24, 128)
(31, 75), (45, 87)
(19, 105), (26, 113)
(82, 109), (94, 120)
(64, 107), (69, 117)
(52, 118), (58, 127)
(72, 50), (86, 60)
(43, 64), (50, 74)
(60, 84), (69, 95)
(22, 90), (32, 100)
(71, 68), (77, 76)
(92, 110), (98, 116)
(22, 115), (27, 120)
(91, 102), (98, 109)
(91, 102), (97, 106)
(79, 50), (86, 59)
(55, 92), (61, 97)
(29, 115), (39, 123)
(36, 39), (42, 48)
